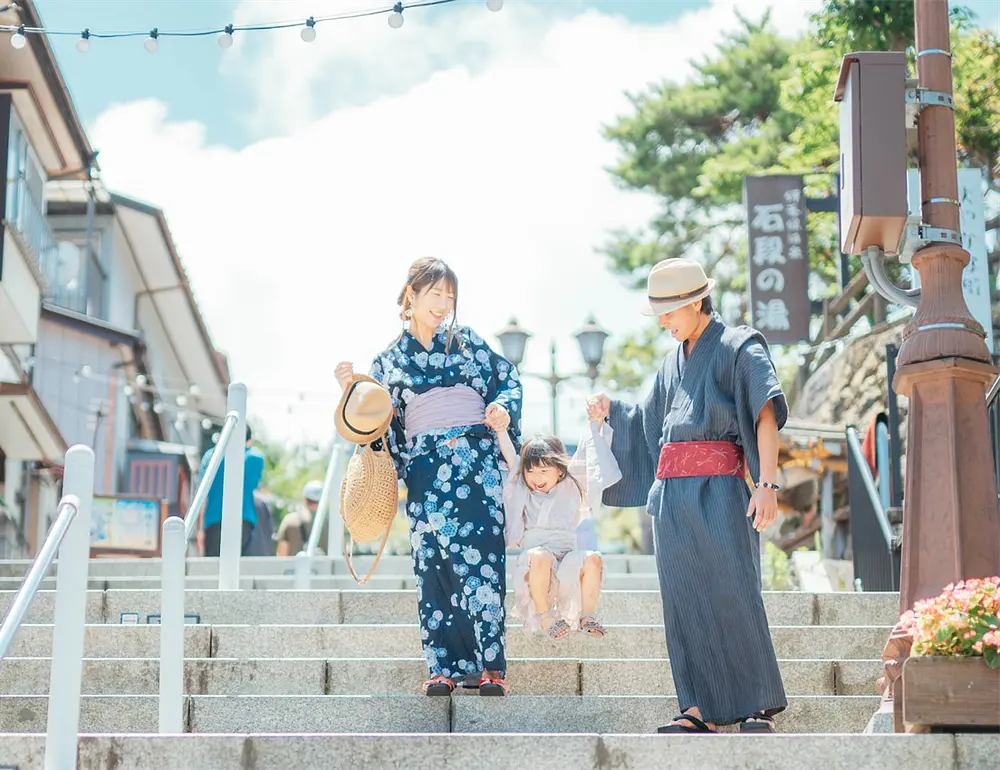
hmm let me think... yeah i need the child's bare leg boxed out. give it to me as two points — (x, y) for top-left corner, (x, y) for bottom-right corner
(580, 553), (603, 614)
(528, 549), (554, 614)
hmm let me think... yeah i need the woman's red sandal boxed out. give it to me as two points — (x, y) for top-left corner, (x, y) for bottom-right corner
(423, 675), (455, 696)
(478, 671), (507, 696)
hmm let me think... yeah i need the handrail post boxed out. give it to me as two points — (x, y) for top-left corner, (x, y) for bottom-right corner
(219, 382), (247, 590)
(293, 551), (311, 590)
(158, 516), (186, 733)
(45, 445), (94, 770)
(325, 443), (346, 561)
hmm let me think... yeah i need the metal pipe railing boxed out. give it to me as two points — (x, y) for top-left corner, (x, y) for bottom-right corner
(183, 410), (240, 543)
(846, 426), (899, 592)
(295, 441), (347, 589)
(0, 444), (95, 770)
(160, 382), (246, 733)
(218, 383), (248, 590)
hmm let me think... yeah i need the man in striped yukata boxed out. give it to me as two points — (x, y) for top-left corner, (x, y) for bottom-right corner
(589, 258), (787, 734)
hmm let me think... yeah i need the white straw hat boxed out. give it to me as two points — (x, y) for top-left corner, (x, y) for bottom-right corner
(641, 258), (716, 316)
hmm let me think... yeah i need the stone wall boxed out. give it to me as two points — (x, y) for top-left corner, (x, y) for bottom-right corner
(790, 319), (909, 447)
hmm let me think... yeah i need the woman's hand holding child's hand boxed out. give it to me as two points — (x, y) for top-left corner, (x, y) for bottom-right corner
(485, 403), (510, 432)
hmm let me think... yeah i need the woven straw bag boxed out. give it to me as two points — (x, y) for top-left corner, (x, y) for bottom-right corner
(340, 433), (398, 584)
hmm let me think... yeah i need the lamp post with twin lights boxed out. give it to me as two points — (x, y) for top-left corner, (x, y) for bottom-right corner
(495, 316), (610, 438)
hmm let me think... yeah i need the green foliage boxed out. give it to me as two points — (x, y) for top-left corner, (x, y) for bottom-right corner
(255, 432), (329, 523)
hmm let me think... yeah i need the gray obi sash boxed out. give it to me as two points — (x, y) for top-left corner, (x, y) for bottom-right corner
(404, 385), (486, 442)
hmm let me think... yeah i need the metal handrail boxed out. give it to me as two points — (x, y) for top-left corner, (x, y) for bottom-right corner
(305, 441), (345, 557)
(183, 410), (239, 543)
(0, 494), (80, 661)
(846, 427), (894, 547)
(987, 373), (1000, 408)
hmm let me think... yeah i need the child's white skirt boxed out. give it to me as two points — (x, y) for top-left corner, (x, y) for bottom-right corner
(511, 530), (604, 632)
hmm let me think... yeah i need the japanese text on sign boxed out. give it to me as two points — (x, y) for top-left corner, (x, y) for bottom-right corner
(743, 175), (810, 344)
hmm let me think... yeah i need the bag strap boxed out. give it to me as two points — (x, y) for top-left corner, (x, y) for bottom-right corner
(339, 434), (392, 585)
(343, 524), (392, 585)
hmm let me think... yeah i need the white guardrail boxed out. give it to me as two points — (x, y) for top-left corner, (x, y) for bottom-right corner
(0, 444), (95, 770)
(159, 382), (246, 733)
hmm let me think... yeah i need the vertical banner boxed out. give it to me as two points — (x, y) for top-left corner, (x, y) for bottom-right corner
(906, 168), (993, 352)
(743, 175), (811, 344)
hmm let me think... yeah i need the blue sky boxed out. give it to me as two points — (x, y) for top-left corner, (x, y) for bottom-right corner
(28, 0), (1000, 439)
(42, 0), (704, 147)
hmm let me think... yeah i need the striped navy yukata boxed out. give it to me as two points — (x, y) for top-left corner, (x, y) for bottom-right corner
(603, 315), (788, 725)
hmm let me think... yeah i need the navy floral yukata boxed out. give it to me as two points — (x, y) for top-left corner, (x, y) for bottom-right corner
(370, 325), (522, 679)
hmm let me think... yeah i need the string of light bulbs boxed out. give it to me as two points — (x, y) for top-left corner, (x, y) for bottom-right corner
(0, 0), (504, 53)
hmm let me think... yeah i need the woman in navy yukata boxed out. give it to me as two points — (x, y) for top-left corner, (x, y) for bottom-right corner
(335, 257), (522, 697)
(589, 257), (788, 733)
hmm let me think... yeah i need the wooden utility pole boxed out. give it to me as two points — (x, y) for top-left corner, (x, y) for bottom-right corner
(894, 0), (999, 610)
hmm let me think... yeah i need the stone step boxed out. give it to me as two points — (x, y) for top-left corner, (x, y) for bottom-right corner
(0, 553), (650, 579)
(0, 573), (678, 591)
(1, 623), (889, 660)
(0, 694), (881, 733)
(0, 733), (984, 770)
(0, 589), (900, 627)
(0, 657), (883, 697)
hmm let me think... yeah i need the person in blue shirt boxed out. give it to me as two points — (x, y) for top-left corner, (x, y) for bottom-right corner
(197, 423), (265, 557)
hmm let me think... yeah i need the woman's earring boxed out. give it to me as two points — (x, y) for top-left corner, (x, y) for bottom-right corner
(405, 307), (413, 320)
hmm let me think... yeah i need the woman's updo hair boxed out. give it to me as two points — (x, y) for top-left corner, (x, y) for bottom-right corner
(397, 257), (459, 320)
(397, 257), (461, 351)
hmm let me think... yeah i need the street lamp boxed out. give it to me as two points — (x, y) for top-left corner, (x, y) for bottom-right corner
(496, 315), (610, 437)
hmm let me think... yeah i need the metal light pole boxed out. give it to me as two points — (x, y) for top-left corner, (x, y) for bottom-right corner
(496, 316), (610, 437)
(892, 0), (999, 611)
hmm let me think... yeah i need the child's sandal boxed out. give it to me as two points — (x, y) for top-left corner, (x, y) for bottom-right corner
(538, 610), (571, 639)
(580, 614), (605, 637)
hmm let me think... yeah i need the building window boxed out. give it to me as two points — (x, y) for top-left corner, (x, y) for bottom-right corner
(4, 109), (53, 266)
(48, 232), (106, 319)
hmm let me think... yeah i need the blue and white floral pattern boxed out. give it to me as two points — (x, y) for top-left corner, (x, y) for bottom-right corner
(370, 326), (522, 678)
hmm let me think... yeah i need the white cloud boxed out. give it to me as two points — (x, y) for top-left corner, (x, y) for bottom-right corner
(89, 0), (821, 443)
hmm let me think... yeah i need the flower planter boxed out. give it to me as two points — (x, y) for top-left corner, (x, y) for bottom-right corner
(902, 656), (1000, 730)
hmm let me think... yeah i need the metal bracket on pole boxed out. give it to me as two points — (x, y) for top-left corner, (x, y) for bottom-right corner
(898, 224), (963, 263)
(904, 85), (955, 129)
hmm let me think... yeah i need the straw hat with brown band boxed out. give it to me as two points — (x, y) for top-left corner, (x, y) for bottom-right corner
(640, 258), (717, 317)
(334, 374), (394, 445)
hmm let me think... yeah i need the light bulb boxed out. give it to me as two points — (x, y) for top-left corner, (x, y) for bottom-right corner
(136, 374), (147, 386)
(486, 0), (503, 10)
(174, 419), (185, 433)
(189, 383), (200, 396)
(301, 18), (316, 42)
(153, 402), (165, 415)
(202, 418), (213, 431)
(123, 385), (134, 397)
(76, 35), (90, 53)
(10, 30), (26, 50)
(218, 30), (234, 49)
(144, 30), (158, 54)
(176, 394), (188, 407)
(80, 365), (92, 378)
(388, 11), (404, 29)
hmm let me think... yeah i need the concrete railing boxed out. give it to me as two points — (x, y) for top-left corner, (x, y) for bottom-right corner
(0, 445), (95, 770)
(159, 381), (247, 733)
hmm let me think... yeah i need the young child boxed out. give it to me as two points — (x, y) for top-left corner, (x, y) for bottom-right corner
(496, 419), (622, 639)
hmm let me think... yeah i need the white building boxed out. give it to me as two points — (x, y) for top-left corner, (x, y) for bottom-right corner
(0, 1), (228, 557)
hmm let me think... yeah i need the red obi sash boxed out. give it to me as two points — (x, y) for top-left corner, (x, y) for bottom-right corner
(656, 441), (746, 480)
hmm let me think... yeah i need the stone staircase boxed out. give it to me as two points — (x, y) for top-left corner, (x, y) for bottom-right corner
(0, 554), (992, 768)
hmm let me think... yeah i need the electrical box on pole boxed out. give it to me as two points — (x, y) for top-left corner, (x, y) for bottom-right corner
(834, 52), (909, 257)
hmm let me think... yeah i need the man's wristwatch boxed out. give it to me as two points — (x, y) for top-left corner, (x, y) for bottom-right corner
(756, 481), (780, 491)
